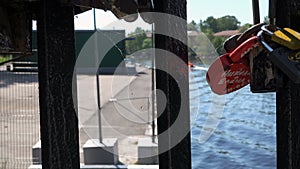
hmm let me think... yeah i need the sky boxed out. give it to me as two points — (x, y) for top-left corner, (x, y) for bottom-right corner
(64, 0), (269, 32)
(187, 0), (269, 24)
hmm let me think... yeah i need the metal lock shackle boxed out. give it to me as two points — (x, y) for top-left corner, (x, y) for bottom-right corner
(257, 30), (273, 52)
(258, 30), (300, 83)
(261, 25), (300, 50)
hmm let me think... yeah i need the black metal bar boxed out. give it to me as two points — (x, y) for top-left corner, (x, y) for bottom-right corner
(151, 24), (156, 143)
(154, 0), (191, 169)
(269, 0), (276, 24)
(37, 1), (80, 169)
(252, 0), (260, 24)
(96, 70), (103, 143)
(95, 30), (102, 143)
(93, 8), (97, 30)
(276, 0), (300, 168)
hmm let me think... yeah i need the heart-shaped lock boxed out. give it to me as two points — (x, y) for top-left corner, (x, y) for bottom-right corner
(206, 53), (251, 95)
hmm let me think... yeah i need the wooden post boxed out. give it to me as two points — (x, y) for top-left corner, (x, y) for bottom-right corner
(276, 0), (300, 168)
(37, 1), (80, 168)
(153, 1), (192, 169)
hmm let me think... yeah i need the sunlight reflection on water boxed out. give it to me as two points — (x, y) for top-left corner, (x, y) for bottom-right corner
(190, 67), (276, 169)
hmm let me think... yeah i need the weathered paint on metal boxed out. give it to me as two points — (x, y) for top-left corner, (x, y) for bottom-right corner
(154, 0), (192, 169)
(37, 0), (80, 168)
(252, 0), (260, 24)
(276, 0), (300, 168)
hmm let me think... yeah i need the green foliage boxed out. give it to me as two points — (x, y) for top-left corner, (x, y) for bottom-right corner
(142, 38), (152, 49)
(188, 20), (200, 31)
(0, 55), (11, 64)
(127, 16), (255, 60)
(202, 16), (218, 32)
(197, 16), (258, 54)
(204, 29), (215, 41)
(213, 36), (226, 54)
(188, 33), (217, 61)
(126, 27), (150, 54)
(200, 15), (240, 33)
(217, 15), (240, 31)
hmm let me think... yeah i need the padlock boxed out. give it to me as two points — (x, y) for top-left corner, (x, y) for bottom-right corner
(223, 23), (265, 53)
(262, 25), (300, 50)
(223, 33), (241, 53)
(229, 36), (260, 62)
(236, 23), (265, 43)
(259, 31), (300, 83)
(206, 53), (250, 95)
(249, 45), (276, 93)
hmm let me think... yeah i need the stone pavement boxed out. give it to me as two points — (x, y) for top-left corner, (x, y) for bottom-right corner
(77, 66), (156, 164)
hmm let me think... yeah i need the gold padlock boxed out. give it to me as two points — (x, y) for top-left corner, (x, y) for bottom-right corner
(272, 28), (300, 50)
(262, 25), (300, 50)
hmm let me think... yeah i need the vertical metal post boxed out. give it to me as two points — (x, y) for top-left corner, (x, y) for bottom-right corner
(269, 0), (276, 25)
(93, 8), (102, 142)
(276, 0), (300, 168)
(151, 23), (156, 143)
(95, 29), (102, 143)
(93, 8), (97, 31)
(96, 69), (103, 143)
(37, 1), (80, 169)
(154, 0), (192, 169)
(252, 0), (260, 24)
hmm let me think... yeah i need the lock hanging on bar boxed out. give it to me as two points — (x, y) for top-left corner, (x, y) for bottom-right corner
(259, 31), (300, 84)
(249, 45), (276, 93)
(262, 25), (300, 50)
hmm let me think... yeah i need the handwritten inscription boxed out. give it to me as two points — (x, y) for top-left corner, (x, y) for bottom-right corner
(220, 68), (250, 78)
(207, 52), (251, 95)
(217, 68), (250, 93)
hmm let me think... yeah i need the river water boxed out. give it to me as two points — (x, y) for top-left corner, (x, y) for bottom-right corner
(189, 67), (276, 169)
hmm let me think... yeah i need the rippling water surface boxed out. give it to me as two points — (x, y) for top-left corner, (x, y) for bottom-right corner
(189, 67), (276, 169)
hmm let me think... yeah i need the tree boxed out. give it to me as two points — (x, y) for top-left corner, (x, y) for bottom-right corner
(217, 15), (240, 31)
(200, 15), (241, 33)
(133, 27), (144, 34)
(212, 36), (226, 54)
(202, 16), (218, 32)
(142, 38), (152, 49)
(188, 20), (199, 31)
(197, 15), (243, 54)
(126, 27), (148, 54)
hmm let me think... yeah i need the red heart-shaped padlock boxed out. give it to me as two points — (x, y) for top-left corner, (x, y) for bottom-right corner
(206, 53), (250, 95)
